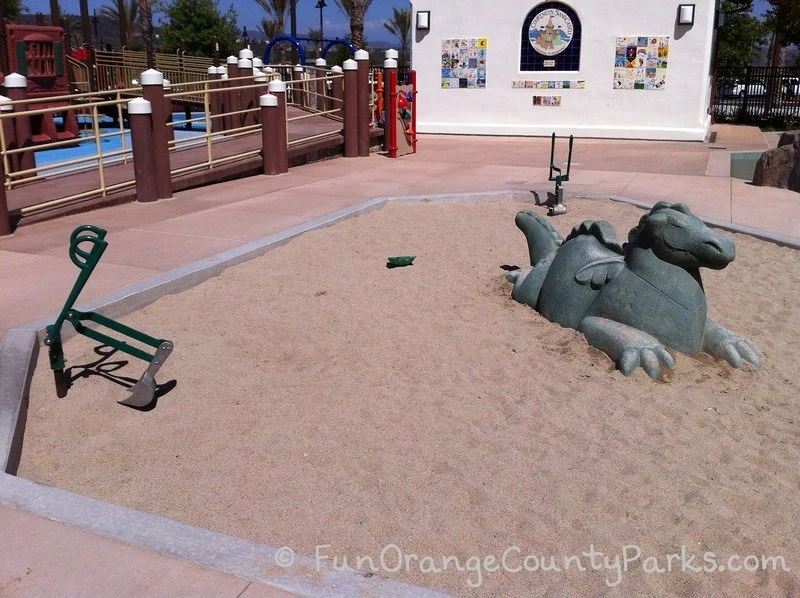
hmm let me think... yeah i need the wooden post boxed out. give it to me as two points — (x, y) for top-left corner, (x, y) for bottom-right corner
(383, 57), (397, 152)
(253, 69), (268, 124)
(127, 98), (158, 203)
(331, 66), (343, 119)
(0, 157), (9, 236)
(0, 94), (20, 174)
(163, 78), (174, 142)
(260, 93), (280, 175)
(212, 36), (220, 67)
(315, 58), (327, 112)
(355, 49), (370, 157)
(238, 57), (255, 128)
(5, 74), (35, 174)
(225, 55), (238, 132)
(267, 79), (288, 173)
(208, 66), (222, 133)
(218, 71), (229, 132)
(140, 69), (172, 199)
(0, 99), (12, 236)
(342, 59), (358, 158)
(292, 65), (305, 109)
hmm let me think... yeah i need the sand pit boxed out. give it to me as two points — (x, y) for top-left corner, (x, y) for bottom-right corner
(18, 198), (800, 596)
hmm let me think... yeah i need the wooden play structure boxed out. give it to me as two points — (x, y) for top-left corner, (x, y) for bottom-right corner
(3, 23), (80, 144)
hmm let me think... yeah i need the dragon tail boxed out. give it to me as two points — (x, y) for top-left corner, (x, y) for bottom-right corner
(515, 210), (563, 266)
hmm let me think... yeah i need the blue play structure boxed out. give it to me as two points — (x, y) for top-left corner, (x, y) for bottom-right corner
(263, 35), (356, 65)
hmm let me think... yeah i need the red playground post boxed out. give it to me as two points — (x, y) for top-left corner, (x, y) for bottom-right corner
(411, 70), (417, 154)
(388, 69), (398, 159)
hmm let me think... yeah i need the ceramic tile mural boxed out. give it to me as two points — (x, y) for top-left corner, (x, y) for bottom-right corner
(441, 38), (488, 89)
(613, 36), (669, 90)
(512, 80), (586, 89)
(532, 96), (562, 106)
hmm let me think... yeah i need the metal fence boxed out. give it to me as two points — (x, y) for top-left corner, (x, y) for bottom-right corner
(94, 50), (215, 92)
(712, 66), (800, 126)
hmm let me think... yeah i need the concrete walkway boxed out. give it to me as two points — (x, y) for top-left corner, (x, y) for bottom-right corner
(0, 130), (798, 595)
(0, 504), (292, 597)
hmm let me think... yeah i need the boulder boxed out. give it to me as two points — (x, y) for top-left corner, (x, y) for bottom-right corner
(790, 155), (800, 192)
(777, 130), (800, 148)
(753, 134), (800, 192)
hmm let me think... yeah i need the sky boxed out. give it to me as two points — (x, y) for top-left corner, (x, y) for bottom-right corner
(18, 0), (775, 44)
(21, 0), (413, 45)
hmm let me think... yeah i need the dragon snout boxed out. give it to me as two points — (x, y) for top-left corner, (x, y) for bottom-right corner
(700, 232), (735, 268)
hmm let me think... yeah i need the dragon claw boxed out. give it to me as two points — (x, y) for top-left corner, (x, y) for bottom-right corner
(704, 320), (763, 370)
(619, 345), (673, 379)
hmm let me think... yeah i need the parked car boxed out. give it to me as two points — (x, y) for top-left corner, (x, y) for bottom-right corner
(782, 77), (799, 96)
(730, 79), (767, 98)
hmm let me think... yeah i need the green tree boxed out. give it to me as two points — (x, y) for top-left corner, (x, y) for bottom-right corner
(764, 0), (800, 67)
(383, 7), (410, 69)
(716, 0), (767, 69)
(326, 34), (356, 66)
(3, 0), (24, 19)
(159, 0), (238, 57)
(333, 0), (374, 49)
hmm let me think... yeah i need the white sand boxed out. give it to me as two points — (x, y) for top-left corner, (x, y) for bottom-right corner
(19, 199), (800, 596)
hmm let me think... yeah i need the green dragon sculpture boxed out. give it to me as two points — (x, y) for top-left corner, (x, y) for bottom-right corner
(507, 202), (763, 379)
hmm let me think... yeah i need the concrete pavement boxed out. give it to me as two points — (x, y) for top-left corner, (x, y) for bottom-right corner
(0, 129), (798, 596)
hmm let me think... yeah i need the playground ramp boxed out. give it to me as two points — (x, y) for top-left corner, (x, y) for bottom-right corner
(1, 63), (383, 227)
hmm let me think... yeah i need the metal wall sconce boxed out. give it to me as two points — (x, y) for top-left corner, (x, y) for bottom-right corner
(678, 4), (695, 25)
(416, 11), (430, 31)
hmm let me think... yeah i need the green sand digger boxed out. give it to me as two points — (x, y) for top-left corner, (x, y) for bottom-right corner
(547, 133), (574, 216)
(44, 225), (173, 408)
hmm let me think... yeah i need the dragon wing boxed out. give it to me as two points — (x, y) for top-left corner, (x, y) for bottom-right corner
(575, 256), (626, 288)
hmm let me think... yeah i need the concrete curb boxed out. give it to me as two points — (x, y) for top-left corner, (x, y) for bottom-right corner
(0, 474), (448, 597)
(0, 329), (38, 474)
(0, 189), (796, 594)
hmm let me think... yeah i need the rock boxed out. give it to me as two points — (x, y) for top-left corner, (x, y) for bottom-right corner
(789, 157), (800, 192)
(753, 138), (799, 191)
(777, 130), (800, 147)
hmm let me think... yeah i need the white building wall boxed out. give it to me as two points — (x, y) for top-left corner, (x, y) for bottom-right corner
(410, 0), (718, 140)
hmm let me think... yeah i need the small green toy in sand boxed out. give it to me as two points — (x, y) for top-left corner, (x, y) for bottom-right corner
(387, 256), (416, 268)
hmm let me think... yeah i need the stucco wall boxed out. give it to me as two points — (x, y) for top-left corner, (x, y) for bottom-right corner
(409, 0), (717, 140)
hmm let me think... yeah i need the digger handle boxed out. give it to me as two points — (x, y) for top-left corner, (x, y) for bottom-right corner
(69, 226), (108, 271)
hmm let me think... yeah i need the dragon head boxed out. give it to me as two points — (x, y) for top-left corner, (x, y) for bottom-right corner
(627, 202), (735, 270)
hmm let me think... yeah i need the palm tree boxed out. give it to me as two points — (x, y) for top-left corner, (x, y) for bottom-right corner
(383, 7), (410, 69)
(254, 0), (289, 36)
(136, 0), (155, 65)
(62, 14), (84, 48)
(258, 18), (282, 42)
(307, 27), (322, 58)
(333, 0), (374, 50)
(100, 0), (140, 46)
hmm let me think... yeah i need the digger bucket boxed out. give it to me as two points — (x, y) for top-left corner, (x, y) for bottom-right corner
(44, 225), (175, 408)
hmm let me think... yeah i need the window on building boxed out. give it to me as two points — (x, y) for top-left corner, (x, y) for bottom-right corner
(520, 2), (582, 72)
